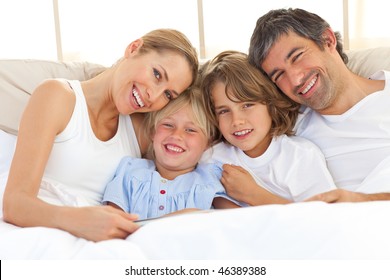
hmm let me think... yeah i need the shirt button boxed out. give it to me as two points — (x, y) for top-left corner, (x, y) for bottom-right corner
(160, 190), (166, 194)
(159, 205), (164, 210)
(161, 179), (167, 183)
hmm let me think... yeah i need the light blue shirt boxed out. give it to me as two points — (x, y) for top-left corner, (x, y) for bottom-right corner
(102, 157), (235, 219)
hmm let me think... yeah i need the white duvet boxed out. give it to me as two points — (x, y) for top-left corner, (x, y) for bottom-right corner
(2, 130), (390, 260)
(2, 193), (390, 259)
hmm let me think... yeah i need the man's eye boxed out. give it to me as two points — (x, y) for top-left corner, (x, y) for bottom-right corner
(273, 72), (283, 83)
(153, 68), (161, 80)
(292, 52), (303, 63)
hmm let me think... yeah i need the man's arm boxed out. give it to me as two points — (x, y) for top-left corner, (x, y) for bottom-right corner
(306, 189), (390, 203)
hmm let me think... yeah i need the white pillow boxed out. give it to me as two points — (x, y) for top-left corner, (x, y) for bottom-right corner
(0, 59), (106, 135)
(346, 47), (390, 77)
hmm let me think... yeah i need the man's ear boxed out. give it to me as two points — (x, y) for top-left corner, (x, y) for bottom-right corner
(124, 38), (144, 58)
(322, 28), (337, 50)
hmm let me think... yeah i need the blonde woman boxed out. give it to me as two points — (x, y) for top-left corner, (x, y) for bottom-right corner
(3, 29), (198, 241)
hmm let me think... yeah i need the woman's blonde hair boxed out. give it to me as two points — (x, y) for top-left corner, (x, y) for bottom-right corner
(139, 29), (199, 88)
(200, 50), (300, 143)
(143, 87), (217, 159)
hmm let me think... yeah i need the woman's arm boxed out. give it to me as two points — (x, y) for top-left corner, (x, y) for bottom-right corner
(3, 80), (74, 227)
(3, 80), (139, 241)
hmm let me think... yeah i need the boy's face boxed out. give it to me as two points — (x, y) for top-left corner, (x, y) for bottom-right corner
(211, 81), (272, 158)
(152, 105), (208, 179)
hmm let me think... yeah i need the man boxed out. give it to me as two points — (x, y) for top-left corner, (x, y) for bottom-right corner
(248, 8), (390, 202)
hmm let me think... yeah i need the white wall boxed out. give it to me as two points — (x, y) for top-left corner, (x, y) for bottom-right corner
(0, 0), (389, 66)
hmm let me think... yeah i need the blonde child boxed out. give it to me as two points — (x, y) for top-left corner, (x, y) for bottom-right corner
(103, 88), (238, 219)
(200, 50), (336, 205)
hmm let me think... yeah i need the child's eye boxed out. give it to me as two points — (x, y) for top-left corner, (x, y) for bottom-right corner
(216, 109), (228, 115)
(161, 123), (173, 128)
(243, 103), (254, 109)
(153, 68), (161, 80)
(185, 128), (198, 133)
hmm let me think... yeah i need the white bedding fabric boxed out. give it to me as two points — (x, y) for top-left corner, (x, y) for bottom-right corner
(2, 130), (390, 259)
(1, 198), (390, 259)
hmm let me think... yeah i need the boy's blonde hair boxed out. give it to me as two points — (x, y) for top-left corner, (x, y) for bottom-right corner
(200, 50), (300, 143)
(143, 88), (217, 159)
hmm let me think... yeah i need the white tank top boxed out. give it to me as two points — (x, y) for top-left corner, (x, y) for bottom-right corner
(41, 80), (141, 205)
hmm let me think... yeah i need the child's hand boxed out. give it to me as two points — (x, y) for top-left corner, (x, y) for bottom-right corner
(220, 164), (259, 203)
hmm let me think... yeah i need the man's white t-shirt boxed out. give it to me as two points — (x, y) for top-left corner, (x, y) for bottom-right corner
(295, 70), (390, 193)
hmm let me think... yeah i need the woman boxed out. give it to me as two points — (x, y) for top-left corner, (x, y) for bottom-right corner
(2, 29), (199, 241)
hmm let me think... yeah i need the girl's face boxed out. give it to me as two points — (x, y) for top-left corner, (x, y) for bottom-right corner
(212, 81), (272, 158)
(114, 40), (193, 115)
(152, 105), (209, 180)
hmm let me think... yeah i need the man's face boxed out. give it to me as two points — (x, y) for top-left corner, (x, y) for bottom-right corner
(261, 31), (338, 113)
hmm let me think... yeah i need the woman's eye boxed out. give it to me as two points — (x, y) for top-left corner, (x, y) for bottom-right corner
(164, 90), (173, 100)
(153, 68), (161, 80)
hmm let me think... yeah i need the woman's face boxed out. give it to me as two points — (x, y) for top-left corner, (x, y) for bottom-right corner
(114, 43), (193, 115)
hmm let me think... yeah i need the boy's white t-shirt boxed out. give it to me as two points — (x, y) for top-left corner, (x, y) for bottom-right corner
(295, 70), (390, 193)
(201, 135), (336, 202)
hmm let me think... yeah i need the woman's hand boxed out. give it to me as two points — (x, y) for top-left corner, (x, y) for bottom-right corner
(63, 205), (140, 242)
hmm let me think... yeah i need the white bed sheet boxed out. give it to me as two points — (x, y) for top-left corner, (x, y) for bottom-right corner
(2, 130), (390, 260)
(1, 200), (390, 259)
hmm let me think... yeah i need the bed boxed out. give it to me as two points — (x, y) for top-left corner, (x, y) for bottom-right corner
(1, 47), (390, 260)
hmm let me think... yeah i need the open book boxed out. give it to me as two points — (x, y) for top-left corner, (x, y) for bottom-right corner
(134, 208), (215, 226)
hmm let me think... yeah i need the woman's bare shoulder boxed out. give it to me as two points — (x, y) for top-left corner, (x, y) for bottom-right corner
(33, 79), (74, 98)
(22, 79), (77, 133)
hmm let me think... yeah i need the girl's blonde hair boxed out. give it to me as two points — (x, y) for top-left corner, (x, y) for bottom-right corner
(143, 88), (217, 159)
(200, 50), (300, 143)
(139, 29), (199, 88)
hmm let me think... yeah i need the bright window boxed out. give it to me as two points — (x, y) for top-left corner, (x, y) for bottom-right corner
(0, 0), (389, 65)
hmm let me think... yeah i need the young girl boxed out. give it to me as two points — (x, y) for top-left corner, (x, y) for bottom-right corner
(102, 88), (238, 220)
(200, 50), (336, 205)
(3, 29), (199, 241)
